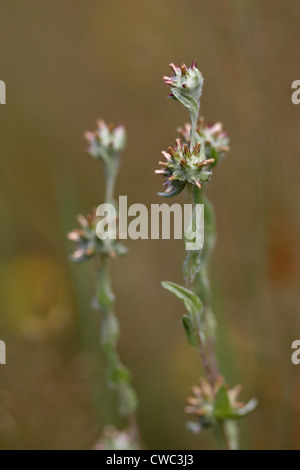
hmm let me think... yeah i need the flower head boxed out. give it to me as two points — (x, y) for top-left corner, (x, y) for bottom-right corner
(93, 425), (140, 450)
(68, 209), (127, 262)
(185, 377), (257, 434)
(155, 138), (215, 197)
(178, 117), (229, 165)
(84, 120), (126, 161)
(163, 62), (203, 116)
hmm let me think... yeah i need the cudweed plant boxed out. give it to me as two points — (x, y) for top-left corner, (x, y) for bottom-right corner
(68, 120), (140, 449)
(67, 63), (256, 450)
(157, 62), (257, 450)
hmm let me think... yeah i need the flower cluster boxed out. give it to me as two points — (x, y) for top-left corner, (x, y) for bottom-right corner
(155, 138), (215, 197)
(185, 377), (257, 433)
(93, 426), (139, 451)
(68, 210), (127, 262)
(163, 62), (203, 114)
(178, 117), (230, 165)
(84, 120), (126, 161)
(157, 63), (230, 196)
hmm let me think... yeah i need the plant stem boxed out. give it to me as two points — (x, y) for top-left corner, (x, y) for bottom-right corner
(95, 157), (139, 436)
(214, 421), (233, 450)
(189, 111), (198, 151)
(97, 256), (138, 418)
(105, 169), (117, 204)
(189, 188), (238, 449)
(184, 192), (218, 386)
(195, 327), (214, 388)
(192, 188), (219, 381)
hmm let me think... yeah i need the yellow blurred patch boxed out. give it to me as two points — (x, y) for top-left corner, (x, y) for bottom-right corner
(164, 337), (199, 401)
(0, 253), (73, 340)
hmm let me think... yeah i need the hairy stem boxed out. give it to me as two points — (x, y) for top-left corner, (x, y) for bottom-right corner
(192, 188), (219, 381)
(189, 110), (198, 152)
(97, 257), (138, 418)
(105, 166), (118, 204)
(190, 188), (238, 449)
(95, 158), (139, 436)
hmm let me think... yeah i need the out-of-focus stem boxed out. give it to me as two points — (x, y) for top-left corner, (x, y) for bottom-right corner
(105, 165), (118, 205)
(97, 256), (138, 418)
(95, 157), (140, 437)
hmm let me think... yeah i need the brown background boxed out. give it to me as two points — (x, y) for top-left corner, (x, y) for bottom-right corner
(0, 0), (299, 449)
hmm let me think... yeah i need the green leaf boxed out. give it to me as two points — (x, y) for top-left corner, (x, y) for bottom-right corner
(162, 281), (203, 319)
(107, 359), (130, 386)
(162, 281), (203, 348)
(209, 146), (219, 166)
(214, 385), (233, 420)
(214, 385), (258, 421)
(171, 88), (199, 116)
(182, 315), (199, 347)
(158, 182), (186, 198)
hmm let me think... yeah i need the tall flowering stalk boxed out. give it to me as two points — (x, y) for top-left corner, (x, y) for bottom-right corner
(68, 120), (140, 449)
(157, 62), (257, 450)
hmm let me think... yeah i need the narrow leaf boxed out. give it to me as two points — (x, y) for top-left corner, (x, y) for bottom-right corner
(182, 315), (199, 347)
(214, 385), (258, 420)
(158, 182), (186, 198)
(234, 398), (258, 418)
(162, 281), (203, 318)
(171, 88), (198, 116)
(214, 385), (233, 420)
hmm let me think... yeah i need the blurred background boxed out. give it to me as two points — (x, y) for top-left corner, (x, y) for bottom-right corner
(0, 0), (299, 450)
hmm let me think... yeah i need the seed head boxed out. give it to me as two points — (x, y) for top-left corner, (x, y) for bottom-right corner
(68, 209), (127, 262)
(178, 117), (230, 165)
(93, 425), (140, 450)
(185, 377), (257, 434)
(156, 138), (215, 197)
(163, 62), (204, 115)
(84, 120), (126, 160)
